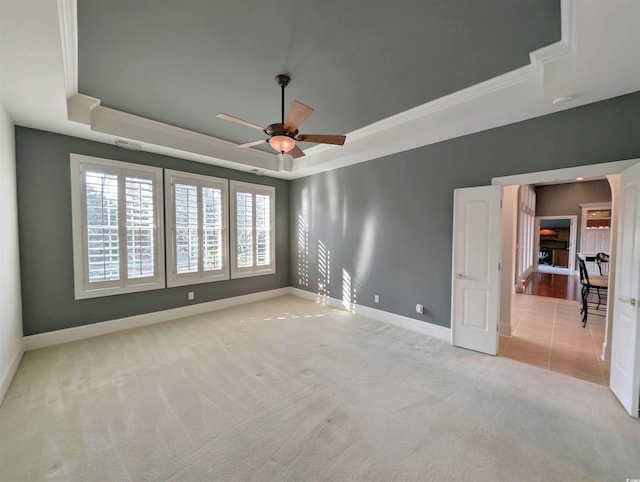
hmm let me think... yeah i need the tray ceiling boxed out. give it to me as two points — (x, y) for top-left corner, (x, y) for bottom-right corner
(1, 1), (639, 179)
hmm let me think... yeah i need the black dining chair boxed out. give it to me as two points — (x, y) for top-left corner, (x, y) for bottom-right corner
(577, 257), (608, 327)
(595, 252), (610, 275)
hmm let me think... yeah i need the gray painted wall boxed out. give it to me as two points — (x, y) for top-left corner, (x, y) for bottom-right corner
(290, 91), (640, 328)
(15, 128), (289, 336)
(536, 180), (611, 216)
(536, 179), (612, 253)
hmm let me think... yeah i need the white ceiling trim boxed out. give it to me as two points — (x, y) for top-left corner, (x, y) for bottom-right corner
(91, 105), (281, 172)
(47, 0), (640, 179)
(56, 0), (77, 98)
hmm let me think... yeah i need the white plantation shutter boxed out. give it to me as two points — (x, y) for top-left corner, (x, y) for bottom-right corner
(165, 170), (229, 287)
(71, 154), (165, 299)
(236, 191), (253, 268)
(85, 170), (120, 283)
(230, 181), (275, 278)
(202, 186), (223, 271)
(175, 183), (199, 274)
(125, 174), (156, 279)
(256, 194), (271, 266)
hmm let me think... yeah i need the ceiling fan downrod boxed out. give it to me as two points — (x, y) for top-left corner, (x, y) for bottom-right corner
(276, 74), (290, 126)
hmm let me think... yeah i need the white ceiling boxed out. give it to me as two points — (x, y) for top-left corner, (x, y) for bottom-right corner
(1, 0), (639, 180)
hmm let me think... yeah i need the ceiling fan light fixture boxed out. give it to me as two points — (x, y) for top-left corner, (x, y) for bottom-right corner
(269, 135), (296, 153)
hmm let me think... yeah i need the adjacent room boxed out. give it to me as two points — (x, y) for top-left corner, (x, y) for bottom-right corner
(1, 1), (640, 480)
(503, 179), (613, 385)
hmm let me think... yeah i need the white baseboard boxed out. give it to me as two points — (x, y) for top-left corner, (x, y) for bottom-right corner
(23, 286), (453, 351)
(24, 288), (290, 351)
(0, 344), (24, 406)
(499, 323), (512, 337)
(288, 287), (451, 342)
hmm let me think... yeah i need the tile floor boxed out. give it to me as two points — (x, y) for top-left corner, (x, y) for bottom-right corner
(500, 294), (610, 386)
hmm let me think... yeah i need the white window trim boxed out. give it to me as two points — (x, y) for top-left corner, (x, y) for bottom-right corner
(230, 180), (276, 279)
(165, 169), (229, 287)
(70, 153), (165, 299)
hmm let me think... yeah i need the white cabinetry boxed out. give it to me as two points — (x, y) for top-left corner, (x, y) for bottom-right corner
(579, 203), (611, 274)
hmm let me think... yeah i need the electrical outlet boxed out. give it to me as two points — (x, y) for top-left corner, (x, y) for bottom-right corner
(416, 304), (423, 314)
(188, 291), (194, 301)
(374, 295), (379, 303)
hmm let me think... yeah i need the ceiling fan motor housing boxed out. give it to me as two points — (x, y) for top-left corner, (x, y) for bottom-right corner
(264, 123), (298, 139)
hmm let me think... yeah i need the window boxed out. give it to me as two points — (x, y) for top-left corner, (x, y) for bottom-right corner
(71, 154), (165, 299)
(516, 184), (535, 281)
(230, 181), (275, 278)
(165, 170), (229, 286)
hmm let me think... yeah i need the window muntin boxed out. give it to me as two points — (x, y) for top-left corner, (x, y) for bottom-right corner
(71, 154), (165, 299)
(165, 170), (229, 287)
(230, 181), (275, 278)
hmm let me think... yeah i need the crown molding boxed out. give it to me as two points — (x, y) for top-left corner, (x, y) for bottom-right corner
(57, 0), (77, 98)
(560, 0), (577, 48)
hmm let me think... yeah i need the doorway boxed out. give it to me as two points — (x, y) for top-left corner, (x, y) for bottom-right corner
(535, 215), (577, 275)
(493, 162), (625, 385)
(508, 207), (607, 385)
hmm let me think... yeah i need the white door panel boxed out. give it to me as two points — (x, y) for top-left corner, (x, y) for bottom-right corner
(610, 162), (640, 417)
(452, 185), (502, 355)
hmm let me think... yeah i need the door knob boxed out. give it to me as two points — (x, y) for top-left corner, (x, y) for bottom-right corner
(456, 273), (465, 279)
(617, 297), (637, 307)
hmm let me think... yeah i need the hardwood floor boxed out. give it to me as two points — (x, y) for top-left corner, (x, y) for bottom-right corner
(515, 271), (582, 302)
(504, 271), (610, 385)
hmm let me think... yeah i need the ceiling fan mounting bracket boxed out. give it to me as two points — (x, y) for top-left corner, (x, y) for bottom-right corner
(275, 74), (291, 87)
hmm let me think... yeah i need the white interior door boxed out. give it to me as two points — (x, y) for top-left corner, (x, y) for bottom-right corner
(451, 185), (502, 355)
(610, 162), (640, 417)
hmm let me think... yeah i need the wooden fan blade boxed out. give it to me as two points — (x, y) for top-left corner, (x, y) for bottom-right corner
(289, 145), (305, 159)
(216, 113), (264, 131)
(284, 101), (314, 131)
(235, 139), (266, 148)
(296, 134), (346, 146)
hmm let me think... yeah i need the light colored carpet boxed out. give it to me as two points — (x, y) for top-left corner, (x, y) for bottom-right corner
(1, 295), (639, 481)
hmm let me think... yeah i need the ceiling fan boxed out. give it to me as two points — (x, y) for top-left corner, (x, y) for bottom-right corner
(216, 74), (346, 159)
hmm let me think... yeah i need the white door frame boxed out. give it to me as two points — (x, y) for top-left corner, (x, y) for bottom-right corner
(534, 215), (578, 274)
(492, 158), (638, 363)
